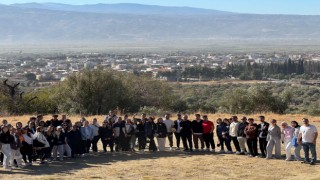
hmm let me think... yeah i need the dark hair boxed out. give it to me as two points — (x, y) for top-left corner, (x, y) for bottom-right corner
(291, 121), (300, 128)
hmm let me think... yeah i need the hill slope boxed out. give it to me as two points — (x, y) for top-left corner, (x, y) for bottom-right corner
(0, 4), (319, 43)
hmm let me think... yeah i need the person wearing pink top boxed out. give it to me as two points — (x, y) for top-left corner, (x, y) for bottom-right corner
(281, 122), (294, 161)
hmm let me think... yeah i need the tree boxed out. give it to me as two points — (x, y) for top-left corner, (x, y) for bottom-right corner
(25, 73), (37, 81)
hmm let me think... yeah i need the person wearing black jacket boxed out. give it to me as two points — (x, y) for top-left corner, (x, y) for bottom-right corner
(180, 115), (193, 152)
(145, 117), (157, 152)
(257, 116), (269, 158)
(156, 118), (168, 151)
(45, 125), (55, 160)
(67, 125), (83, 158)
(137, 119), (147, 153)
(46, 115), (63, 127)
(99, 121), (114, 152)
(237, 117), (249, 155)
(174, 114), (183, 150)
(52, 126), (66, 161)
(0, 126), (14, 170)
(191, 114), (204, 151)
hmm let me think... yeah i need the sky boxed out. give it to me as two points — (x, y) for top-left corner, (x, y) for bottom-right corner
(1, 0), (320, 15)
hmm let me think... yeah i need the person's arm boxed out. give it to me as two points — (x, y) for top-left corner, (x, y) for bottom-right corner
(298, 132), (302, 144)
(313, 132), (318, 145)
(211, 123), (215, 133)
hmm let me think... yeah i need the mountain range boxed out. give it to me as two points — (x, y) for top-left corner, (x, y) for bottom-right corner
(0, 3), (320, 44)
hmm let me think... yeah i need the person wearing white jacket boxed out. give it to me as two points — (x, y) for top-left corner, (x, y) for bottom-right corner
(0, 126), (14, 170)
(33, 126), (50, 164)
(281, 122), (294, 161)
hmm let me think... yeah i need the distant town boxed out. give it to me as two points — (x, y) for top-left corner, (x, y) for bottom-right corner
(1, 51), (320, 88)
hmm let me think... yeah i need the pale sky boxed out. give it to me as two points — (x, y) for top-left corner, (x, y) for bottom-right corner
(1, 0), (320, 15)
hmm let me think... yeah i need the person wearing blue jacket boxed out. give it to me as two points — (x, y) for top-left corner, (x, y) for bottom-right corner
(80, 120), (94, 154)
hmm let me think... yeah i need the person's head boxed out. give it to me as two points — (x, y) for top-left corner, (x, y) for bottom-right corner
(11, 127), (17, 134)
(232, 116), (238, 122)
(2, 119), (8, 125)
(259, 116), (265, 123)
(216, 118), (222, 124)
(281, 122), (288, 129)
(203, 115), (208, 121)
(37, 115), (43, 120)
(29, 117), (36, 123)
(141, 113), (147, 119)
(117, 117), (122, 123)
(177, 113), (182, 119)
(248, 118), (254, 125)
(29, 121), (35, 128)
(62, 123), (68, 130)
(52, 114), (59, 120)
(47, 125), (54, 132)
(241, 117), (247, 123)
(85, 120), (90, 126)
(75, 121), (82, 128)
(22, 127), (28, 134)
(183, 114), (188, 121)
(2, 126), (9, 133)
(302, 118), (309, 126)
(39, 120), (45, 127)
(62, 115), (67, 120)
(72, 125), (78, 131)
(36, 126), (43, 132)
(124, 114), (129, 120)
(102, 121), (108, 127)
(195, 114), (201, 120)
(158, 118), (163, 123)
(223, 118), (230, 125)
(291, 121), (299, 128)
(56, 126), (62, 132)
(148, 117), (154, 122)
(92, 118), (98, 124)
(126, 118), (132, 124)
(164, 114), (170, 120)
(16, 122), (23, 129)
(16, 128), (22, 135)
(271, 119), (277, 126)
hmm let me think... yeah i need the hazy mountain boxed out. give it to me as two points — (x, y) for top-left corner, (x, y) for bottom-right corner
(0, 3), (320, 44)
(11, 3), (234, 15)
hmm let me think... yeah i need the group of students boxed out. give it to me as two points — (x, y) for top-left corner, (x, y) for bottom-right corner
(0, 113), (318, 171)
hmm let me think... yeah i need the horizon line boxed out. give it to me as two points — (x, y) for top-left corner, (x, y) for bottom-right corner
(1, 2), (319, 16)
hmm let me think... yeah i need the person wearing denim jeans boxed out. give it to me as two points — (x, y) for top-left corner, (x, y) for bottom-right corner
(298, 118), (318, 165)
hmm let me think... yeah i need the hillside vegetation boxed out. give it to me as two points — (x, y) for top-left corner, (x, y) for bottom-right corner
(1, 69), (320, 116)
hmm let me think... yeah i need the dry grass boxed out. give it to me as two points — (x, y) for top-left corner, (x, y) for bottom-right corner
(0, 113), (319, 180)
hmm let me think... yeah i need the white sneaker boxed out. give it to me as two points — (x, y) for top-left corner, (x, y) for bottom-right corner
(169, 147), (173, 151)
(211, 149), (215, 153)
(235, 151), (241, 155)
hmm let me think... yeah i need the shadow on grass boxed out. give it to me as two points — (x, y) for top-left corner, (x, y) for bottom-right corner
(0, 150), (225, 175)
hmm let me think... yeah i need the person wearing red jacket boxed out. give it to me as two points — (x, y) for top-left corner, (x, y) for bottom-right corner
(245, 118), (258, 157)
(202, 115), (215, 152)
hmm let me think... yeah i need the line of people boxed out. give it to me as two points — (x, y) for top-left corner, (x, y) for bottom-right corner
(0, 113), (318, 171)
